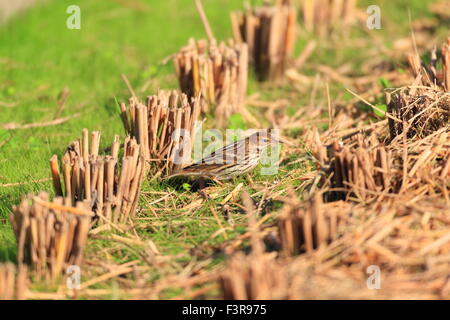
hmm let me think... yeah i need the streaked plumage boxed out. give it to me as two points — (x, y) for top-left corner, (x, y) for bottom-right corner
(167, 130), (279, 180)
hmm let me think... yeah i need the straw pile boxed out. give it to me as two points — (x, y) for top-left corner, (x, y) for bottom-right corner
(0, 263), (28, 300)
(174, 39), (248, 126)
(120, 91), (201, 175)
(219, 190), (450, 299)
(313, 127), (450, 202)
(9, 193), (92, 281)
(389, 38), (450, 139)
(50, 129), (145, 225)
(298, 0), (358, 35)
(230, 2), (296, 81)
(314, 195), (450, 299)
(387, 87), (450, 139)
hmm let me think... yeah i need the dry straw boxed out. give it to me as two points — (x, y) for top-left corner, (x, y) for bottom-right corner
(312, 196), (450, 299)
(219, 188), (450, 299)
(0, 263), (28, 300)
(120, 90), (202, 176)
(50, 129), (145, 226)
(9, 193), (92, 282)
(174, 39), (248, 127)
(230, 1), (296, 81)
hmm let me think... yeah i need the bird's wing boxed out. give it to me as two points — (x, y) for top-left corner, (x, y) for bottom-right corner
(192, 138), (249, 165)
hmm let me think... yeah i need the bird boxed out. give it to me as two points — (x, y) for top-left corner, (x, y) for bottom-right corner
(165, 130), (281, 181)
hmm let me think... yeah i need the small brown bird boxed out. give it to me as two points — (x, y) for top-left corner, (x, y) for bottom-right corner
(166, 130), (281, 181)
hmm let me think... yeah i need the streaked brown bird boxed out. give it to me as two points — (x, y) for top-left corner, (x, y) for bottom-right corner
(166, 130), (281, 181)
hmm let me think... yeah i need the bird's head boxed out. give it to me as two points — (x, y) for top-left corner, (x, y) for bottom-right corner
(248, 129), (282, 151)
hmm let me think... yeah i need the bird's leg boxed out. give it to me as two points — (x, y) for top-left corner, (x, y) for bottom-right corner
(197, 177), (210, 200)
(198, 177), (206, 189)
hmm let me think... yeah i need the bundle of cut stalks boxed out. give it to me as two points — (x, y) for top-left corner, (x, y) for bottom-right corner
(406, 37), (450, 92)
(379, 37), (450, 145)
(0, 263), (28, 300)
(326, 132), (393, 201)
(387, 87), (450, 139)
(9, 193), (92, 281)
(120, 91), (201, 176)
(50, 129), (145, 225)
(298, 0), (359, 36)
(230, 2), (296, 81)
(173, 39), (248, 126)
(219, 251), (286, 299)
(277, 192), (352, 255)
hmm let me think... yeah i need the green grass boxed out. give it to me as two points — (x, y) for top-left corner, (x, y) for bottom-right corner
(0, 0), (448, 298)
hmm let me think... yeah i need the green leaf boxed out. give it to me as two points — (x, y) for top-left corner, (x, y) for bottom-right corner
(182, 183), (191, 191)
(379, 78), (391, 89)
(374, 104), (387, 117)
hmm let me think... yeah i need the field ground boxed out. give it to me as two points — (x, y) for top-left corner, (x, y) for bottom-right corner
(0, 0), (449, 298)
